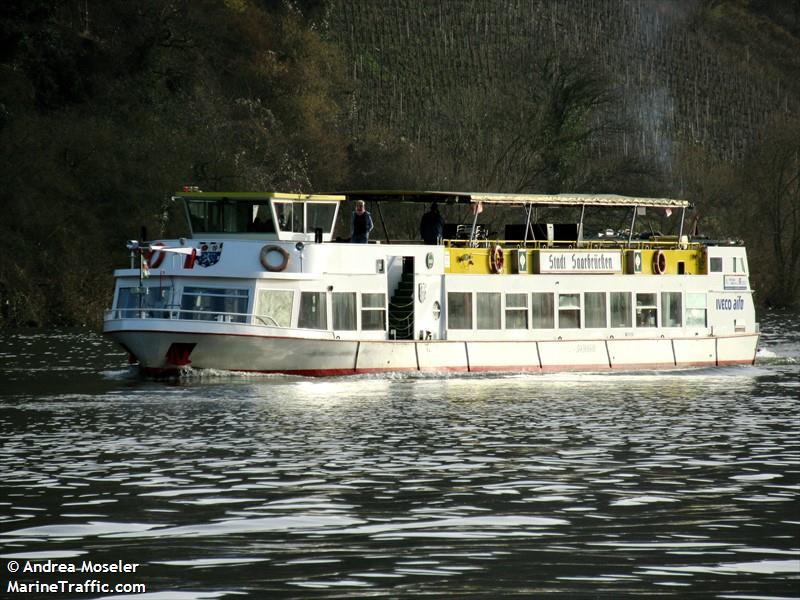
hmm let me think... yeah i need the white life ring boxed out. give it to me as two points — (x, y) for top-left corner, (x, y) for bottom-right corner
(260, 245), (290, 272)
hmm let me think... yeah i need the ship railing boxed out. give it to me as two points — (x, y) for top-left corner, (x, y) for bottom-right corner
(105, 307), (294, 329)
(442, 238), (703, 250)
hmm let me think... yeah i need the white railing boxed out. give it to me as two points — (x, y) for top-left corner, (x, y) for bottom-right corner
(105, 307), (281, 327)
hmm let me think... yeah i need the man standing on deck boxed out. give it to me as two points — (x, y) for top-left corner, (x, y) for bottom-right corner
(351, 200), (374, 243)
(420, 202), (445, 245)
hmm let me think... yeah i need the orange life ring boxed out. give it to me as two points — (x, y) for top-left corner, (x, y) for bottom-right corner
(652, 249), (666, 275)
(490, 244), (504, 273)
(143, 242), (165, 269)
(260, 245), (290, 272)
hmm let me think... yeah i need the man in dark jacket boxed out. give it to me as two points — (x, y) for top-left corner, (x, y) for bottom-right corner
(351, 200), (374, 243)
(420, 202), (445, 245)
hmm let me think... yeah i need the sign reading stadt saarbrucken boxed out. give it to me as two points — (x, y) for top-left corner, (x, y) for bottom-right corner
(536, 250), (622, 274)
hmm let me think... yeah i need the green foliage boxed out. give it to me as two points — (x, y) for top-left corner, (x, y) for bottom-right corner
(1, 0), (799, 327)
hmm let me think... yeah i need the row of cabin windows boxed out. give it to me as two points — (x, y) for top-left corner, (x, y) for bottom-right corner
(261, 290), (386, 331)
(115, 286), (386, 330)
(447, 291), (707, 331)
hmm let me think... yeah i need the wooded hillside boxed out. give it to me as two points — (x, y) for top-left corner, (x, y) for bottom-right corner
(1, 0), (798, 327)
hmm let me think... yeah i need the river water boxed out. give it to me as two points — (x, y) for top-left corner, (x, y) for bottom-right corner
(0, 312), (798, 599)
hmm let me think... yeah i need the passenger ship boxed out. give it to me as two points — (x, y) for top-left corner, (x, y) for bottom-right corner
(103, 190), (759, 376)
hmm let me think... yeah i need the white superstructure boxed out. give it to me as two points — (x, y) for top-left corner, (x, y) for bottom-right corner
(103, 191), (759, 376)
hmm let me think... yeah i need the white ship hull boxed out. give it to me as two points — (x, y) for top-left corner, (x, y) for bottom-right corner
(105, 321), (758, 376)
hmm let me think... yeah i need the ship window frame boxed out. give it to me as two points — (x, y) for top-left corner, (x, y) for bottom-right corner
(256, 288), (294, 328)
(584, 292), (607, 328)
(661, 291), (682, 327)
(274, 201), (303, 233)
(505, 293), (528, 330)
(558, 293), (581, 329)
(115, 285), (174, 319)
(180, 286), (250, 323)
(332, 291), (358, 331)
(531, 292), (555, 329)
(635, 292), (658, 328)
(477, 292), (502, 330)
(686, 292), (707, 327)
(298, 291), (328, 330)
(610, 292), (632, 328)
(447, 292), (473, 330)
(361, 293), (386, 331)
(709, 257), (723, 272)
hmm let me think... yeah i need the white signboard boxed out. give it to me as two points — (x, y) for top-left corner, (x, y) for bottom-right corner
(538, 250), (622, 274)
(724, 275), (749, 290)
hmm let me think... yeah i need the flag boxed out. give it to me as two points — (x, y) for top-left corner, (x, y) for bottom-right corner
(665, 208), (672, 217)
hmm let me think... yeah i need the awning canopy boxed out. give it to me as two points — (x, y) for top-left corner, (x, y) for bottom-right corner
(342, 190), (690, 209)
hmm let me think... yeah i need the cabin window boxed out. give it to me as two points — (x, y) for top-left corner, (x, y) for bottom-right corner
(505, 293), (528, 329)
(610, 292), (632, 328)
(306, 202), (337, 234)
(531, 292), (554, 329)
(635, 293), (657, 327)
(686, 293), (707, 327)
(256, 289), (293, 327)
(661, 292), (682, 327)
(558, 293), (581, 329)
(116, 286), (173, 318)
(585, 292), (607, 328)
(180, 287), (249, 323)
(361, 293), (386, 330)
(477, 292), (501, 329)
(298, 291), (327, 329)
(274, 201), (303, 233)
(709, 257), (723, 272)
(447, 292), (473, 330)
(333, 292), (357, 330)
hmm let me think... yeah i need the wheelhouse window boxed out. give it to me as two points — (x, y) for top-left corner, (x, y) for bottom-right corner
(686, 293), (707, 327)
(610, 292), (632, 328)
(307, 202), (338, 234)
(531, 292), (554, 329)
(447, 292), (472, 330)
(115, 286), (173, 318)
(709, 257), (723, 273)
(635, 293), (657, 327)
(661, 292), (682, 327)
(298, 291), (327, 330)
(585, 292), (607, 328)
(275, 201), (303, 233)
(505, 293), (528, 329)
(477, 292), (501, 329)
(186, 197), (274, 234)
(180, 287), (249, 323)
(558, 293), (581, 329)
(256, 289), (293, 327)
(333, 292), (357, 330)
(361, 293), (386, 331)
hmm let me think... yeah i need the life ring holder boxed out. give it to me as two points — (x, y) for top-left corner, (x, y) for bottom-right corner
(143, 241), (165, 269)
(652, 249), (667, 275)
(490, 244), (504, 274)
(260, 245), (290, 272)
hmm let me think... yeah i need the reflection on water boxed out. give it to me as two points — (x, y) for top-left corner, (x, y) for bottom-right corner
(0, 314), (798, 598)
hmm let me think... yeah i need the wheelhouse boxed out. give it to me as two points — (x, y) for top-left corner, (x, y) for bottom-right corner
(179, 192), (343, 242)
